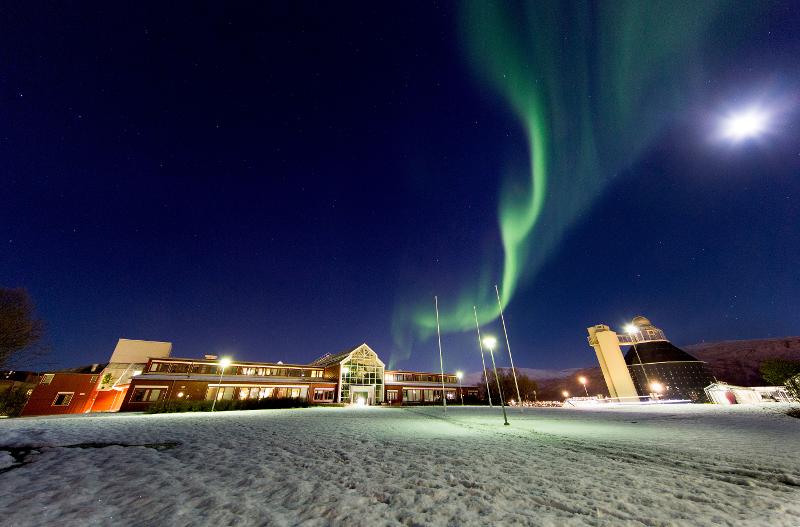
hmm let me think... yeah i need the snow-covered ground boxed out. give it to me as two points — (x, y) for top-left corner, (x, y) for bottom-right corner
(1, 404), (799, 526)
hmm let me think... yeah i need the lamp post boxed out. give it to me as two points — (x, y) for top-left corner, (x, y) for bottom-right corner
(456, 371), (464, 406)
(482, 336), (509, 426)
(578, 376), (589, 397)
(624, 323), (651, 395)
(210, 357), (231, 412)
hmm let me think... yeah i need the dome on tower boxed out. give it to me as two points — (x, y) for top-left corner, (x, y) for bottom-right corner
(631, 315), (652, 327)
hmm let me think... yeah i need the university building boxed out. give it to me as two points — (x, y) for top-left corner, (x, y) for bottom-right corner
(120, 343), (478, 411)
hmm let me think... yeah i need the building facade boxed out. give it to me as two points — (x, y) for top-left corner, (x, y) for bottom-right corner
(120, 343), (477, 411)
(20, 364), (105, 416)
(589, 316), (716, 403)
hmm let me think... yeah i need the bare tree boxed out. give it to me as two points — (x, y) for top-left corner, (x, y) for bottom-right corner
(0, 287), (46, 368)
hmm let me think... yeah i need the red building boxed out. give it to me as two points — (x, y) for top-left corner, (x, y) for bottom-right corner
(20, 364), (105, 417)
(121, 343), (478, 411)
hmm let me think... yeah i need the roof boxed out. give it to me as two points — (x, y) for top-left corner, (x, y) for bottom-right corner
(157, 357), (321, 369)
(310, 350), (353, 367)
(624, 341), (703, 365)
(55, 363), (108, 374)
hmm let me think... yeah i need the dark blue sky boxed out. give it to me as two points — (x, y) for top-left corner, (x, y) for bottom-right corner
(2, 2), (799, 373)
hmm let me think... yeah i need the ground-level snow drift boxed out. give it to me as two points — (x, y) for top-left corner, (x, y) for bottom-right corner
(1, 405), (798, 526)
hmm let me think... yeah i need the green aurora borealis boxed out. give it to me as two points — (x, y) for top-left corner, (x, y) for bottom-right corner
(390, 1), (761, 364)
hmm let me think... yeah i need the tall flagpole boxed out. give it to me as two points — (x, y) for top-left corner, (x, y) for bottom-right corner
(495, 284), (522, 408)
(434, 295), (447, 413)
(473, 305), (493, 407)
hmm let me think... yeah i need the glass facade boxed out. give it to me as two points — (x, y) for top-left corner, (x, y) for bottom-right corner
(339, 348), (384, 403)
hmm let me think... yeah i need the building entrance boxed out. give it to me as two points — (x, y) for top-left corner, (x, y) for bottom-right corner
(349, 385), (375, 406)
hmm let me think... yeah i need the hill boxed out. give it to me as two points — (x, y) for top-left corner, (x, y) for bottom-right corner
(685, 336), (800, 386)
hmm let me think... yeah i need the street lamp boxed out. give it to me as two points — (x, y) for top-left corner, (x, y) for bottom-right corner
(211, 357), (232, 412)
(456, 371), (464, 406)
(482, 336), (509, 426)
(562, 390), (569, 399)
(624, 322), (651, 394)
(578, 376), (589, 397)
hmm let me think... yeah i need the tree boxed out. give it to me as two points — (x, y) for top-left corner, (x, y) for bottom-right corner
(760, 359), (800, 386)
(479, 369), (538, 404)
(0, 287), (45, 368)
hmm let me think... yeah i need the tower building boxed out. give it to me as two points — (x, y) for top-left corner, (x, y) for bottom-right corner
(588, 316), (716, 402)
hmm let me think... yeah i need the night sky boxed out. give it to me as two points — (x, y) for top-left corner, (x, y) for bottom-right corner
(2, 2), (799, 374)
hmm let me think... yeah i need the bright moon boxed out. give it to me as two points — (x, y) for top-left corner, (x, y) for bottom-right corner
(720, 107), (769, 142)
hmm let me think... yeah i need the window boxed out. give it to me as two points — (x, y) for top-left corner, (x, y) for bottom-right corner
(149, 362), (170, 372)
(311, 370), (323, 378)
(130, 387), (164, 403)
(171, 363), (190, 374)
(387, 390), (398, 401)
(403, 389), (421, 402)
(52, 392), (73, 406)
(313, 389), (334, 401)
(89, 376), (98, 383)
(41, 374), (54, 384)
(289, 388), (301, 398)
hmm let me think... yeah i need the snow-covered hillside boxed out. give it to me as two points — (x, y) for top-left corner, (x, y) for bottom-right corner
(1, 405), (799, 526)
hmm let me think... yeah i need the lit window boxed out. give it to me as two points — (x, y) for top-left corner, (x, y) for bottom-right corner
(40, 374), (55, 385)
(313, 389), (334, 401)
(387, 390), (398, 401)
(130, 388), (164, 402)
(52, 392), (74, 406)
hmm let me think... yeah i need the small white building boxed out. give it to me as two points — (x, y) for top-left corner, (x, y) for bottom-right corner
(704, 382), (794, 404)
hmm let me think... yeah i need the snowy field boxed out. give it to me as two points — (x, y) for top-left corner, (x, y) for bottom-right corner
(1, 405), (799, 526)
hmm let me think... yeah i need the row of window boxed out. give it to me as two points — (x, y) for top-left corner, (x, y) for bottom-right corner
(385, 373), (458, 384)
(205, 386), (303, 401)
(148, 361), (323, 378)
(401, 388), (456, 402)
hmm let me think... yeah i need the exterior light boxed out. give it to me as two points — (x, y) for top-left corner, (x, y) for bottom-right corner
(578, 376), (589, 396)
(624, 324), (638, 335)
(482, 334), (509, 425)
(211, 357), (232, 412)
(562, 390), (569, 398)
(177, 392), (184, 398)
(456, 371), (463, 380)
(650, 382), (664, 393)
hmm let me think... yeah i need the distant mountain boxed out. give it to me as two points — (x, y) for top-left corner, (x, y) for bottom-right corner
(464, 367), (581, 386)
(685, 337), (800, 386)
(487, 337), (800, 400)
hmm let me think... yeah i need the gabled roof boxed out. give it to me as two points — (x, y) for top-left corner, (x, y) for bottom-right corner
(310, 343), (384, 368)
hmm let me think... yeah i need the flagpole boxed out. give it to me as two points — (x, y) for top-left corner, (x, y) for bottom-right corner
(434, 295), (447, 414)
(495, 284), (522, 409)
(473, 305), (493, 407)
